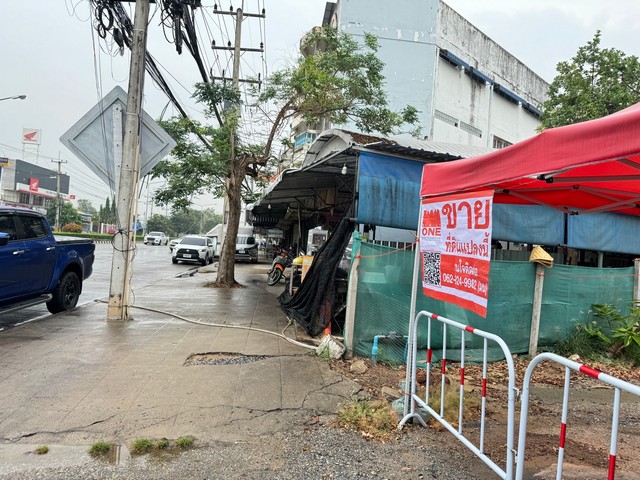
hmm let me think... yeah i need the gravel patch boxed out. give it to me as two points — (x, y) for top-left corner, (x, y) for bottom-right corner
(183, 352), (271, 366)
(0, 425), (497, 480)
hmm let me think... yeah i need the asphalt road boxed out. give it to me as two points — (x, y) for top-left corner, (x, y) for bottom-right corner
(0, 242), (198, 329)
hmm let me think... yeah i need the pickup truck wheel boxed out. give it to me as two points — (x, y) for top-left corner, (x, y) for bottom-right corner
(46, 271), (80, 314)
(200, 255), (208, 266)
(172, 257), (178, 264)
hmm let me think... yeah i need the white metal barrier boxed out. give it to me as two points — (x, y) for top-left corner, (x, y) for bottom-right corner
(398, 310), (518, 479)
(515, 352), (640, 480)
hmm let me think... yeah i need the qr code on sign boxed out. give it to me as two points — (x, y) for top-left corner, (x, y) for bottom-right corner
(423, 251), (441, 286)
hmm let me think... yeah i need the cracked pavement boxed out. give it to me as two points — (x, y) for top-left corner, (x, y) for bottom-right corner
(0, 263), (363, 461)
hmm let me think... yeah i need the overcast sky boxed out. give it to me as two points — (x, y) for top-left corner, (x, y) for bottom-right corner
(1, 0), (638, 214)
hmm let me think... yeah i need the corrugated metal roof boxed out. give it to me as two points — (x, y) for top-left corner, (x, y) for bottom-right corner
(304, 129), (495, 167)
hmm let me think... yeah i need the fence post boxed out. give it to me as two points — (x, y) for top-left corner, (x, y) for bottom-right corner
(528, 263), (545, 357)
(344, 255), (360, 356)
(633, 258), (640, 305)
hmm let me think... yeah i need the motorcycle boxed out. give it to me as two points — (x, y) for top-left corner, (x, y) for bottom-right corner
(267, 249), (293, 286)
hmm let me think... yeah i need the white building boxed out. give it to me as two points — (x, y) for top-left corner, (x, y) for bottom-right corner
(0, 158), (70, 214)
(288, 0), (548, 164)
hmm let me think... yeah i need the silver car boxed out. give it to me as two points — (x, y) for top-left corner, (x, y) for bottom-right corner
(144, 231), (168, 246)
(172, 235), (214, 266)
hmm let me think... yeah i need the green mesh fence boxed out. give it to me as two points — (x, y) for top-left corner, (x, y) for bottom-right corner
(349, 232), (635, 364)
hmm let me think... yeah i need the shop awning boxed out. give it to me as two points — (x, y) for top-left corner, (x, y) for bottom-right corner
(421, 103), (640, 217)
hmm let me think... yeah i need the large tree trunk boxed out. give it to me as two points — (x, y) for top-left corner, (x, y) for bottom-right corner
(215, 162), (245, 286)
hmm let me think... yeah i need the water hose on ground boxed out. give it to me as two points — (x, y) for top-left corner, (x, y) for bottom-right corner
(97, 300), (316, 351)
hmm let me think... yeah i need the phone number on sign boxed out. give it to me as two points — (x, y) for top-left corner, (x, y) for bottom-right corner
(442, 273), (487, 294)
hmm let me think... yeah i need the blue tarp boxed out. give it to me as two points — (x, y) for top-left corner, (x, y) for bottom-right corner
(356, 152), (422, 229)
(356, 151), (640, 254)
(568, 213), (640, 254)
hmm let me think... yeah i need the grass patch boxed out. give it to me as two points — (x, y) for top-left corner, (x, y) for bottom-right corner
(175, 436), (194, 449)
(126, 436), (196, 455)
(155, 438), (171, 449)
(34, 445), (49, 455)
(337, 400), (398, 440)
(89, 441), (112, 457)
(130, 438), (154, 455)
(427, 383), (482, 429)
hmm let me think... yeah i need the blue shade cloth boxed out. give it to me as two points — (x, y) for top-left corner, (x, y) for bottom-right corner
(568, 212), (640, 255)
(356, 152), (423, 229)
(492, 204), (565, 245)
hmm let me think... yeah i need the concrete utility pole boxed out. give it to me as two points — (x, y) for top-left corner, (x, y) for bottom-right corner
(107, 0), (150, 321)
(210, 6), (264, 267)
(51, 154), (67, 231)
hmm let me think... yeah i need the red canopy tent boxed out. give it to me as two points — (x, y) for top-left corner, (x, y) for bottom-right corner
(420, 103), (640, 217)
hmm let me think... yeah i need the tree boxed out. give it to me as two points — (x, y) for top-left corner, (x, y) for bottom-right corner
(77, 199), (97, 216)
(151, 26), (418, 287)
(170, 208), (222, 236)
(539, 31), (640, 130)
(46, 200), (82, 230)
(146, 214), (173, 235)
(98, 196), (117, 227)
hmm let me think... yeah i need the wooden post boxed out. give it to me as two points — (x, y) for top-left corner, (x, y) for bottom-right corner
(528, 263), (545, 357)
(633, 258), (640, 306)
(343, 255), (360, 356)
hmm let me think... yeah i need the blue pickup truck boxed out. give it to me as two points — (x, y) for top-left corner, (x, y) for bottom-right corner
(0, 206), (95, 314)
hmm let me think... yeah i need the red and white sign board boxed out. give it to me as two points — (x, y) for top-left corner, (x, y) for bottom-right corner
(22, 128), (41, 145)
(29, 178), (39, 192)
(419, 190), (494, 317)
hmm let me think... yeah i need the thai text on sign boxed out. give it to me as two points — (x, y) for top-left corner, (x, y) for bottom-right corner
(419, 190), (494, 317)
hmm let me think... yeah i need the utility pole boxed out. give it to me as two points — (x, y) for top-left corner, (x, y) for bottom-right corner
(107, 0), (150, 321)
(211, 6), (264, 276)
(51, 154), (67, 231)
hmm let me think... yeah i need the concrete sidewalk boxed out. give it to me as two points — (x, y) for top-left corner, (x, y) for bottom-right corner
(0, 263), (361, 473)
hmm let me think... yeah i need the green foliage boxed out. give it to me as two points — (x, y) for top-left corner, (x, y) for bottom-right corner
(554, 303), (640, 365)
(89, 441), (112, 457)
(554, 322), (607, 360)
(34, 445), (49, 455)
(61, 223), (83, 233)
(337, 400), (398, 439)
(46, 200), (82, 230)
(146, 213), (173, 235)
(97, 196), (117, 226)
(261, 26), (419, 136)
(540, 31), (640, 130)
(150, 25), (419, 213)
(144, 208), (222, 236)
(155, 438), (170, 449)
(175, 436), (194, 449)
(150, 25), (418, 284)
(76, 199), (97, 216)
(130, 438), (154, 454)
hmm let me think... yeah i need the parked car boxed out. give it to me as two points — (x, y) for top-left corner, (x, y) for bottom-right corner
(172, 235), (214, 266)
(0, 207), (95, 314)
(235, 234), (258, 263)
(169, 237), (182, 252)
(144, 231), (168, 245)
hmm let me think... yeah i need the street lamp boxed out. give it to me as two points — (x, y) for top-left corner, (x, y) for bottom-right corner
(0, 95), (27, 101)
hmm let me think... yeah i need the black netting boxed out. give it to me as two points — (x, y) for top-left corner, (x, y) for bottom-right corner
(278, 217), (354, 337)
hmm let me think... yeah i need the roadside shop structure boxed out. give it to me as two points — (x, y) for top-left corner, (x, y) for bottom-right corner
(253, 107), (640, 360)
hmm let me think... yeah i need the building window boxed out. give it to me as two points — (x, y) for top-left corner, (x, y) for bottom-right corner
(493, 136), (513, 149)
(460, 121), (482, 138)
(434, 109), (458, 127)
(19, 192), (30, 205)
